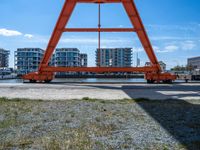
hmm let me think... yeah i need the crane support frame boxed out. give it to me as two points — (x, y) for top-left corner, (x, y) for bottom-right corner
(22, 0), (176, 83)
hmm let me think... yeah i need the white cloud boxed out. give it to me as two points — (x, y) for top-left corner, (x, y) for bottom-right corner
(24, 34), (34, 39)
(155, 40), (197, 53)
(165, 45), (179, 51)
(181, 40), (196, 50)
(132, 47), (144, 53)
(151, 36), (185, 41)
(0, 28), (34, 39)
(148, 24), (197, 32)
(153, 46), (160, 51)
(60, 37), (128, 45)
(61, 37), (97, 44)
(0, 28), (22, 37)
(156, 45), (179, 53)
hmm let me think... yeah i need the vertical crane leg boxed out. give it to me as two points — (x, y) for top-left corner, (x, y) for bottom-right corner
(122, 0), (176, 83)
(23, 0), (76, 82)
(122, 0), (160, 71)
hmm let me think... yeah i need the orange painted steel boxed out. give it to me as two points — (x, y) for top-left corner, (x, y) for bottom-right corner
(122, 0), (161, 70)
(63, 28), (136, 32)
(23, 0), (176, 83)
(38, 0), (76, 71)
(23, 72), (54, 83)
(41, 66), (158, 73)
(77, 0), (122, 3)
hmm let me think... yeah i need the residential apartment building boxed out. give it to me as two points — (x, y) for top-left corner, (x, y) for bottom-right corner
(55, 48), (80, 67)
(188, 56), (200, 70)
(96, 48), (132, 67)
(15, 48), (87, 75)
(0, 48), (10, 68)
(145, 61), (166, 72)
(80, 53), (88, 67)
(159, 61), (167, 71)
(15, 48), (45, 75)
(55, 48), (88, 75)
(188, 56), (200, 77)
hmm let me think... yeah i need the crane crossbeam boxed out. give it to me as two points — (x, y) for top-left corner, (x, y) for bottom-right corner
(41, 66), (158, 73)
(63, 28), (136, 32)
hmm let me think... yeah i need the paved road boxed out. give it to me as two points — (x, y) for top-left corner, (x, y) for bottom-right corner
(0, 83), (199, 100)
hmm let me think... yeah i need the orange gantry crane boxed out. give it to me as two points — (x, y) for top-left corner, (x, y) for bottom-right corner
(23, 0), (176, 83)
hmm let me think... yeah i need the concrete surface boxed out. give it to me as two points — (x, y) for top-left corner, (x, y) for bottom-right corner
(0, 82), (199, 100)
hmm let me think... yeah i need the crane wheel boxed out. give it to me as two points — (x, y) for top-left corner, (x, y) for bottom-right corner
(162, 80), (172, 84)
(29, 79), (37, 83)
(44, 80), (52, 83)
(147, 79), (155, 84)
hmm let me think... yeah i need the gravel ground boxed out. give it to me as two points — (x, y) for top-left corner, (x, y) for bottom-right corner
(0, 98), (200, 150)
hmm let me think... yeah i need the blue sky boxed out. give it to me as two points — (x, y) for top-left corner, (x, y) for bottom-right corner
(0, 0), (199, 69)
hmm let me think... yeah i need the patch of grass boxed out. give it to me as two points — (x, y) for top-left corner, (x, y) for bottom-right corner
(95, 117), (101, 122)
(0, 118), (17, 129)
(163, 145), (169, 150)
(82, 97), (90, 100)
(0, 141), (13, 149)
(121, 134), (132, 149)
(58, 128), (95, 149)
(0, 97), (44, 103)
(99, 100), (106, 104)
(81, 97), (142, 105)
(44, 139), (61, 150)
(82, 97), (98, 102)
(0, 139), (33, 149)
(0, 97), (10, 103)
(0, 97), (24, 103)
(18, 139), (34, 149)
(134, 98), (151, 102)
(143, 144), (174, 150)
(94, 141), (106, 149)
(69, 129), (93, 150)
(190, 140), (200, 149)
(88, 122), (118, 136)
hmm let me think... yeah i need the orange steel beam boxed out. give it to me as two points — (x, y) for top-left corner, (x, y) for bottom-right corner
(63, 28), (136, 32)
(122, 0), (161, 71)
(42, 66), (158, 73)
(38, 0), (76, 71)
(76, 0), (122, 3)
